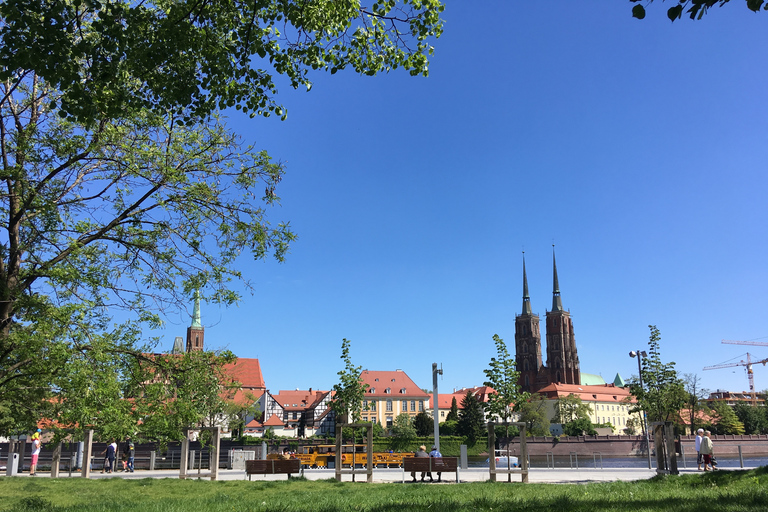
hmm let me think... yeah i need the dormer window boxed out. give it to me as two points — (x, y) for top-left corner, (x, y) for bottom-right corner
(385, 388), (391, 394)
(391, 379), (396, 382)
(370, 388), (376, 394)
(400, 388), (407, 394)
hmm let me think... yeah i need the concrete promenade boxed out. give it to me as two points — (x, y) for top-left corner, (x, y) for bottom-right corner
(8, 464), (760, 484)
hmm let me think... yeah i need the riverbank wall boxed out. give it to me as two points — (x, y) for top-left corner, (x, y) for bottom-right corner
(499, 434), (768, 457)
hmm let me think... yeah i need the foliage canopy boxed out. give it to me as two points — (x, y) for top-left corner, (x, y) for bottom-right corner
(0, 0), (444, 124)
(630, 0), (767, 21)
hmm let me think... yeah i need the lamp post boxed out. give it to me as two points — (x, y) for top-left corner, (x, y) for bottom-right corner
(629, 350), (653, 470)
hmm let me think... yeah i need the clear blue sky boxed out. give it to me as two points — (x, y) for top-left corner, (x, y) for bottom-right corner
(159, 3), (768, 397)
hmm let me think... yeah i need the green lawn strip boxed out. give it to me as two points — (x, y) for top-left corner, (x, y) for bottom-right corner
(1, 468), (766, 512)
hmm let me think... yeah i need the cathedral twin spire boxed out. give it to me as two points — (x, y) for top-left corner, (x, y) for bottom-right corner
(515, 248), (580, 389)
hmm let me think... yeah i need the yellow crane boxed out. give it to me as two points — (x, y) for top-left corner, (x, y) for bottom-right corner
(702, 338), (768, 405)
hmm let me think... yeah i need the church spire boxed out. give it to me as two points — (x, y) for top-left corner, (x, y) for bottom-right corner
(186, 290), (205, 352)
(191, 290), (202, 328)
(551, 246), (563, 312)
(522, 253), (532, 315)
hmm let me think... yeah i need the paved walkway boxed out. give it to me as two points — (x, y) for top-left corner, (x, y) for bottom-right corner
(8, 464), (758, 484)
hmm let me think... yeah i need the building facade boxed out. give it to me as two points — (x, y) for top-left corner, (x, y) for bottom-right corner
(359, 370), (430, 429)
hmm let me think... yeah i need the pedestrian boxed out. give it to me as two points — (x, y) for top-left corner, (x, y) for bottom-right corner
(29, 430), (42, 476)
(411, 445), (431, 482)
(125, 436), (135, 472)
(103, 439), (117, 473)
(429, 445), (443, 483)
(695, 428), (704, 470)
(700, 430), (714, 471)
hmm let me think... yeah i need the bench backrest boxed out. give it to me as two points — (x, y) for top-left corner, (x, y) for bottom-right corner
(402, 457), (458, 471)
(246, 459), (300, 474)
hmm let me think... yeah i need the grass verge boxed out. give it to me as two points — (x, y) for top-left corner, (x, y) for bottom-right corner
(1, 467), (766, 512)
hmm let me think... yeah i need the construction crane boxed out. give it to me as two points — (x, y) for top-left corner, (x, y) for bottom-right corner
(722, 339), (768, 348)
(703, 352), (768, 405)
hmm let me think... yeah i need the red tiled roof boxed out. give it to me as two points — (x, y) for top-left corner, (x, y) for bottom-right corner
(360, 370), (429, 398)
(246, 419), (262, 428)
(430, 387), (498, 410)
(535, 383), (635, 403)
(272, 389), (328, 411)
(263, 414), (285, 427)
(224, 358), (265, 390)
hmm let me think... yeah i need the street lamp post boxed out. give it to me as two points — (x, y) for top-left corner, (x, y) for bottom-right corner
(629, 350), (653, 470)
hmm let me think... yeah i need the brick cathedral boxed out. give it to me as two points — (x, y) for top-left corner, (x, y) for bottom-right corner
(515, 250), (581, 393)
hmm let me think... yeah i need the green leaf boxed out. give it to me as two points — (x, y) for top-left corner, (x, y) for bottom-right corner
(632, 4), (646, 19)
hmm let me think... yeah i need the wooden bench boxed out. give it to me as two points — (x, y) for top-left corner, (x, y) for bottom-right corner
(402, 457), (460, 483)
(245, 459), (302, 480)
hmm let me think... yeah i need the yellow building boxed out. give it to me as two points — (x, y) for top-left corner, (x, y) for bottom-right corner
(359, 370), (430, 429)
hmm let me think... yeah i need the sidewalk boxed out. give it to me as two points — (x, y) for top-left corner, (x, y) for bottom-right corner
(8, 464), (758, 484)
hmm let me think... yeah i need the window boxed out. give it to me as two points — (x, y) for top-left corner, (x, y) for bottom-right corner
(402, 400), (407, 411)
(385, 388), (391, 394)
(370, 388), (376, 394)
(411, 400), (416, 411)
(292, 412), (297, 420)
(370, 402), (376, 411)
(363, 400), (368, 410)
(391, 379), (396, 382)
(400, 388), (407, 394)
(375, 378), (379, 382)
(419, 401), (424, 412)
(440, 411), (445, 418)
(386, 417), (393, 428)
(386, 399), (392, 412)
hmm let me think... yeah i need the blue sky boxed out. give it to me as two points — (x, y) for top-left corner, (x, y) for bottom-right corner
(159, 3), (768, 397)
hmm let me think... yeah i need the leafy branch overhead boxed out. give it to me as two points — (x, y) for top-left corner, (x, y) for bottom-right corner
(0, 0), (445, 124)
(630, 0), (767, 21)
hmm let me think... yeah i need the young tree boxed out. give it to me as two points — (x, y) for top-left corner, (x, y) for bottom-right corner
(457, 391), (485, 442)
(551, 394), (593, 424)
(628, 326), (687, 424)
(413, 411), (433, 437)
(630, 0), (767, 22)
(483, 334), (528, 436)
(683, 373), (709, 435)
(331, 338), (368, 424)
(0, 1), (445, 123)
(445, 397), (459, 422)
(516, 394), (550, 437)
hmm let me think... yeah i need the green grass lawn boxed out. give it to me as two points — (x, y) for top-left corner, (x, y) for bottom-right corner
(1, 467), (767, 512)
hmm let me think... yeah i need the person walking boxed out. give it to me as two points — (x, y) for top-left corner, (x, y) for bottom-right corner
(102, 439), (117, 473)
(700, 430), (714, 471)
(411, 445), (430, 482)
(695, 428), (704, 470)
(125, 437), (135, 472)
(429, 445), (443, 483)
(29, 430), (42, 476)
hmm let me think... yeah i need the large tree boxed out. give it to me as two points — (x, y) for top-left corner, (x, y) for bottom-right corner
(630, 0), (767, 21)
(483, 334), (528, 436)
(551, 393), (593, 425)
(628, 325), (687, 424)
(0, 75), (284, 436)
(457, 390), (485, 442)
(516, 394), (550, 437)
(0, 0), (445, 124)
(0, 0), (444, 437)
(683, 373), (709, 435)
